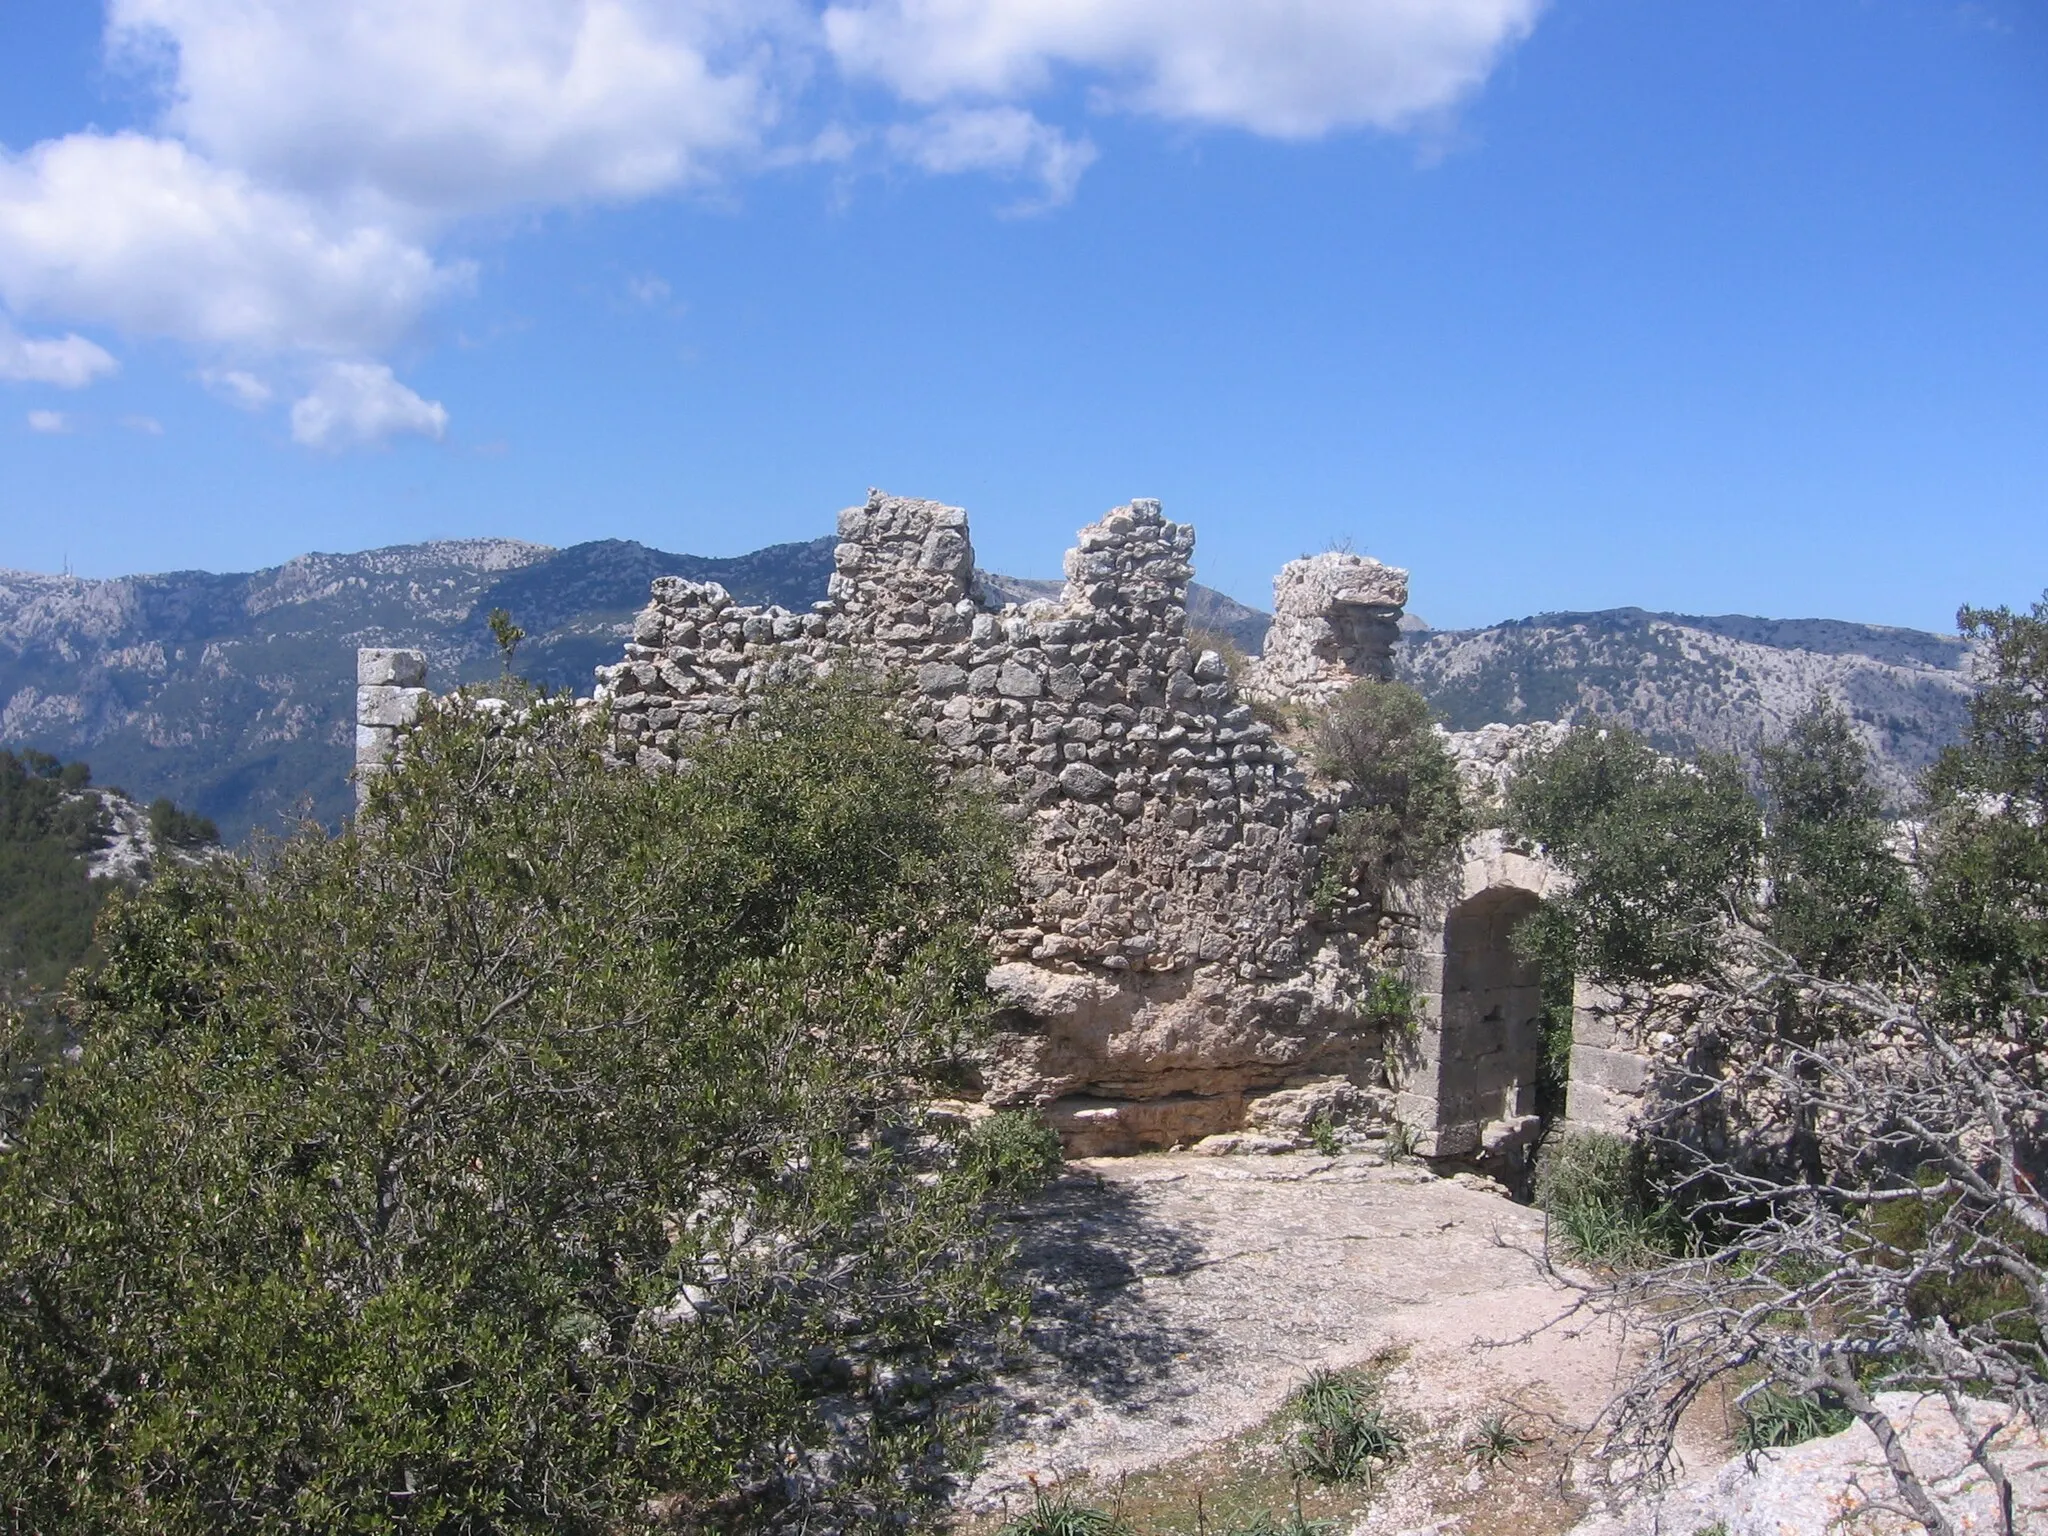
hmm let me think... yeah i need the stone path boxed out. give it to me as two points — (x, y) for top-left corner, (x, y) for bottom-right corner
(964, 1150), (1642, 1512)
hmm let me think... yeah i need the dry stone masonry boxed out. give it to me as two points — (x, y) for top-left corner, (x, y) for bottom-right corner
(1245, 550), (1408, 709)
(354, 647), (428, 804)
(358, 491), (1656, 1161)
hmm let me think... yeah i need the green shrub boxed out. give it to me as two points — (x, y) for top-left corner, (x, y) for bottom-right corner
(1535, 1130), (1683, 1267)
(1307, 1112), (1342, 1157)
(1312, 680), (1471, 901)
(1002, 1490), (1132, 1536)
(1504, 723), (1760, 988)
(146, 797), (219, 849)
(1735, 1388), (1853, 1451)
(1463, 1410), (1533, 1467)
(958, 1108), (1066, 1198)
(1283, 1368), (1407, 1484)
(0, 683), (1020, 1533)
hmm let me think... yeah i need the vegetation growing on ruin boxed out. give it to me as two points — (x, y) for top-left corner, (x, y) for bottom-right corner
(1312, 679), (1471, 901)
(0, 683), (1024, 1533)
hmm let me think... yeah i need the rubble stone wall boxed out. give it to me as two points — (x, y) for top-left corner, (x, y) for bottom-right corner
(1246, 551), (1408, 709)
(356, 492), (1636, 1162)
(598, 491), (1415, 1151)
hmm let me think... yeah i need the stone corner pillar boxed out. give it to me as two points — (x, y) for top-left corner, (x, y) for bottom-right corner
(1246, 550), (1409, 708)
(355, 648), (427, 807)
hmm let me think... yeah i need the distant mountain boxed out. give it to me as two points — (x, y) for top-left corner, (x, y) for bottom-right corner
(1395, 608), (1975, 806)
(977, 571), (1274, 656)
(0, 536), (1268, 841)
(0, 533), (1980, 840)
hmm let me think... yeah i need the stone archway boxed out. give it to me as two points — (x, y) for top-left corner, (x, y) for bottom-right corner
(1431, 886), (1545, 1156)
(1398, 832), (1563, 1160)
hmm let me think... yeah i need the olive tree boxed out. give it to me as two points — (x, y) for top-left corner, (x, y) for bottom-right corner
(0, 682), (1021, 1534)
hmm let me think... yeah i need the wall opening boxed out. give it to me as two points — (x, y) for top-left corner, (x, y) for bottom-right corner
(1434, 886), (1547, 1159)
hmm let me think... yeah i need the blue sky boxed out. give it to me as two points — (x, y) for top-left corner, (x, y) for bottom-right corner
(0, 0), (2042, 632)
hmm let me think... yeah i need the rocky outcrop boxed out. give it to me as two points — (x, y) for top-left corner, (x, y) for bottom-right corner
(597, 492), (1406, 1149)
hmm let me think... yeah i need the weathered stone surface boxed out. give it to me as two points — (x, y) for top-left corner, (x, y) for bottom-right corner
(1570, 1391), (2048, 1536)
(357, 647), (426, 687)
(355, 685), (427, 729)
(1247, 550), (1408, 708)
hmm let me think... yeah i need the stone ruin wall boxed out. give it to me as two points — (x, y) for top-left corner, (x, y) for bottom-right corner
(358, 491), (1663, 1161)
(594, 492), (1427, 1153)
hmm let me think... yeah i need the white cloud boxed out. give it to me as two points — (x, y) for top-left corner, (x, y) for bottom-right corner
(108, 0), (789, 219)
(26, 409), (71, 433)
(289, 361), (449, 449)
(0, 133), (464, 358)
(122, 414), (165, 434)
(202, 368), (274, 409)
(627, 273), (674, 306)
(0, 2), (1545, 449)
(0, 321), (118, 388)
(888, 107), (1096, 208)
(826, 0), (1546, 138)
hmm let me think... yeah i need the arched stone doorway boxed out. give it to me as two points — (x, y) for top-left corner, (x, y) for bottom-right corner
(1397, 833), (1564, 1161)
(1432, 886), (1545, 1156)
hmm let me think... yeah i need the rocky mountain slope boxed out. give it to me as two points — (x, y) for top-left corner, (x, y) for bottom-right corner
(1395, 608), (1975, 806)
(0, 536), (1978, 841)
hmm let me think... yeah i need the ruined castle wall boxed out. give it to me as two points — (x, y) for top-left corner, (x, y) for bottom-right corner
(603, 493), (1344, 980)
(598, 492), (1401, 1151)
(1246, 550), (1408, 708)
(354, 493), (1611, 1163)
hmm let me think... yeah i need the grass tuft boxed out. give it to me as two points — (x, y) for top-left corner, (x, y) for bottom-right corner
(1283, 1368), (1407, 1485)
(1002, 1491), (1133, 1536)
(1734, 1387), (1853, 1451)
(1462, 1410), (1534, 1468)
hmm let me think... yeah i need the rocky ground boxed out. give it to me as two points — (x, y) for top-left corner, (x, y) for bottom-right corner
(960, 1151), (2047, 1536)
(962, 1150), (1651, 1526)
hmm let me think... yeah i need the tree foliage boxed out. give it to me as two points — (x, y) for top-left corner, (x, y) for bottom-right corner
(1509, 605), (2048, 1535)
(1504, 724), (1760, 987)
(0, 750), (112, 999)
(1312, 679), (1471, 900)
(0, 683), (1022, 1533)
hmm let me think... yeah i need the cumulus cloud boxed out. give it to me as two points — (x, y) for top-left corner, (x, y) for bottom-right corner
(0, 321), (118, 388)
(26, 409), (71, 434)
(202, 368), (275, 410)
(826, 0), (1546, 137)
(0, 134), (464, 358)
(0, 2), (1546, 448)
(289, 361), (449, 450)
(108, 0), (788, 218)
(887, 107), (1096, 208)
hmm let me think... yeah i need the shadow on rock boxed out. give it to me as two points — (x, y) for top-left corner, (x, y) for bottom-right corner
(965, 1170), (1212, 1468)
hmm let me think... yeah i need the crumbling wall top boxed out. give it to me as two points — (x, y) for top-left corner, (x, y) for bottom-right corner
(1248, 551), (1409, 708)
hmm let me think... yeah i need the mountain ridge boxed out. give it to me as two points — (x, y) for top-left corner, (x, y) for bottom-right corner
(0, 538), (1980, 836)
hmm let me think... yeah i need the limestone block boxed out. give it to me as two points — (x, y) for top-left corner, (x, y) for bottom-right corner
(357, 685), (427, 728)
(985, 962), (1113, 1018)
(354, 723), (396, 763)
(997, 660), (1042, 698)
(1571, 1042), (1652, 1096)
(357, 647), (426, 687)
(1059, 762), (1113, 800)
